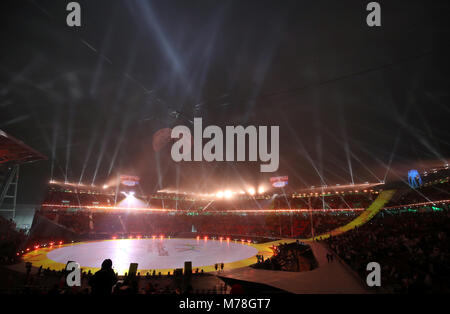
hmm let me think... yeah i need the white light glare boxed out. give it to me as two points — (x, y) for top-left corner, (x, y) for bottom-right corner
(224, 190), (232, 199)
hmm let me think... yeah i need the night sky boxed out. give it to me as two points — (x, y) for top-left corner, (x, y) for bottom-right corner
(1, 0), (450, 203)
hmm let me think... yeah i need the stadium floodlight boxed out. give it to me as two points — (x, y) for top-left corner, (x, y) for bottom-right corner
(224, 190), (232, 199)
(247, 188), (256, 195)
(216, 191), (224, 198)
(118, 191), (145, 208)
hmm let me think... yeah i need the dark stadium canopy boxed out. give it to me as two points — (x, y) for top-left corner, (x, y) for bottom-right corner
(0, 130), (47, 165)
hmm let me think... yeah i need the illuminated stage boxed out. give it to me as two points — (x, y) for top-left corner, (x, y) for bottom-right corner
(22, 238), (275, 275)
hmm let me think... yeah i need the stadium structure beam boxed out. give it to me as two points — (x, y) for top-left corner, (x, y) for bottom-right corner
(0, 165), (19, 219)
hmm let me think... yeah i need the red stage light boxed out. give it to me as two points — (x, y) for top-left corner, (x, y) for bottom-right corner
(112, 236), (117, 240)
(58, 241), (63, 245)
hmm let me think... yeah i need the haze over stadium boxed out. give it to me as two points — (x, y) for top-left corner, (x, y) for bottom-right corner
(0, 0), (448, 204)
(0, 0), (450, 299)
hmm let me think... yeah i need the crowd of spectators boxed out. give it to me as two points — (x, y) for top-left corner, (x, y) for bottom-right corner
(326, 207), (450, 293)
(310, 212), (357, 236)
(386, 180), (449, 207)
(253, 241), (317, 272)
(0, 216), (26, 264)
(36, 187), (378, 240)
(43, 187), (114, 207)
(0, 261), (231, 295)
(91, 213), (123, 233)
(38, 210), (355, 239)
(57, 212), (90, 234)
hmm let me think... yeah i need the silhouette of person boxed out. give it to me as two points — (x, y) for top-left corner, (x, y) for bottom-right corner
(89, 259), (118, 295)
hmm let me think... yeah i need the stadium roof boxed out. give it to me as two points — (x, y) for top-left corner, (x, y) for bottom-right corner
(0, 129), (47, 165)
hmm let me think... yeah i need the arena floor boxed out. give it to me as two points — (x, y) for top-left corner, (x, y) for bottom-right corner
(22, 238), (276, 275)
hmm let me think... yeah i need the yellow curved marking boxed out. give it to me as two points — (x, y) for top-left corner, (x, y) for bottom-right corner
(303, 189), (396, 241)
(22, 238), (277, 275)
